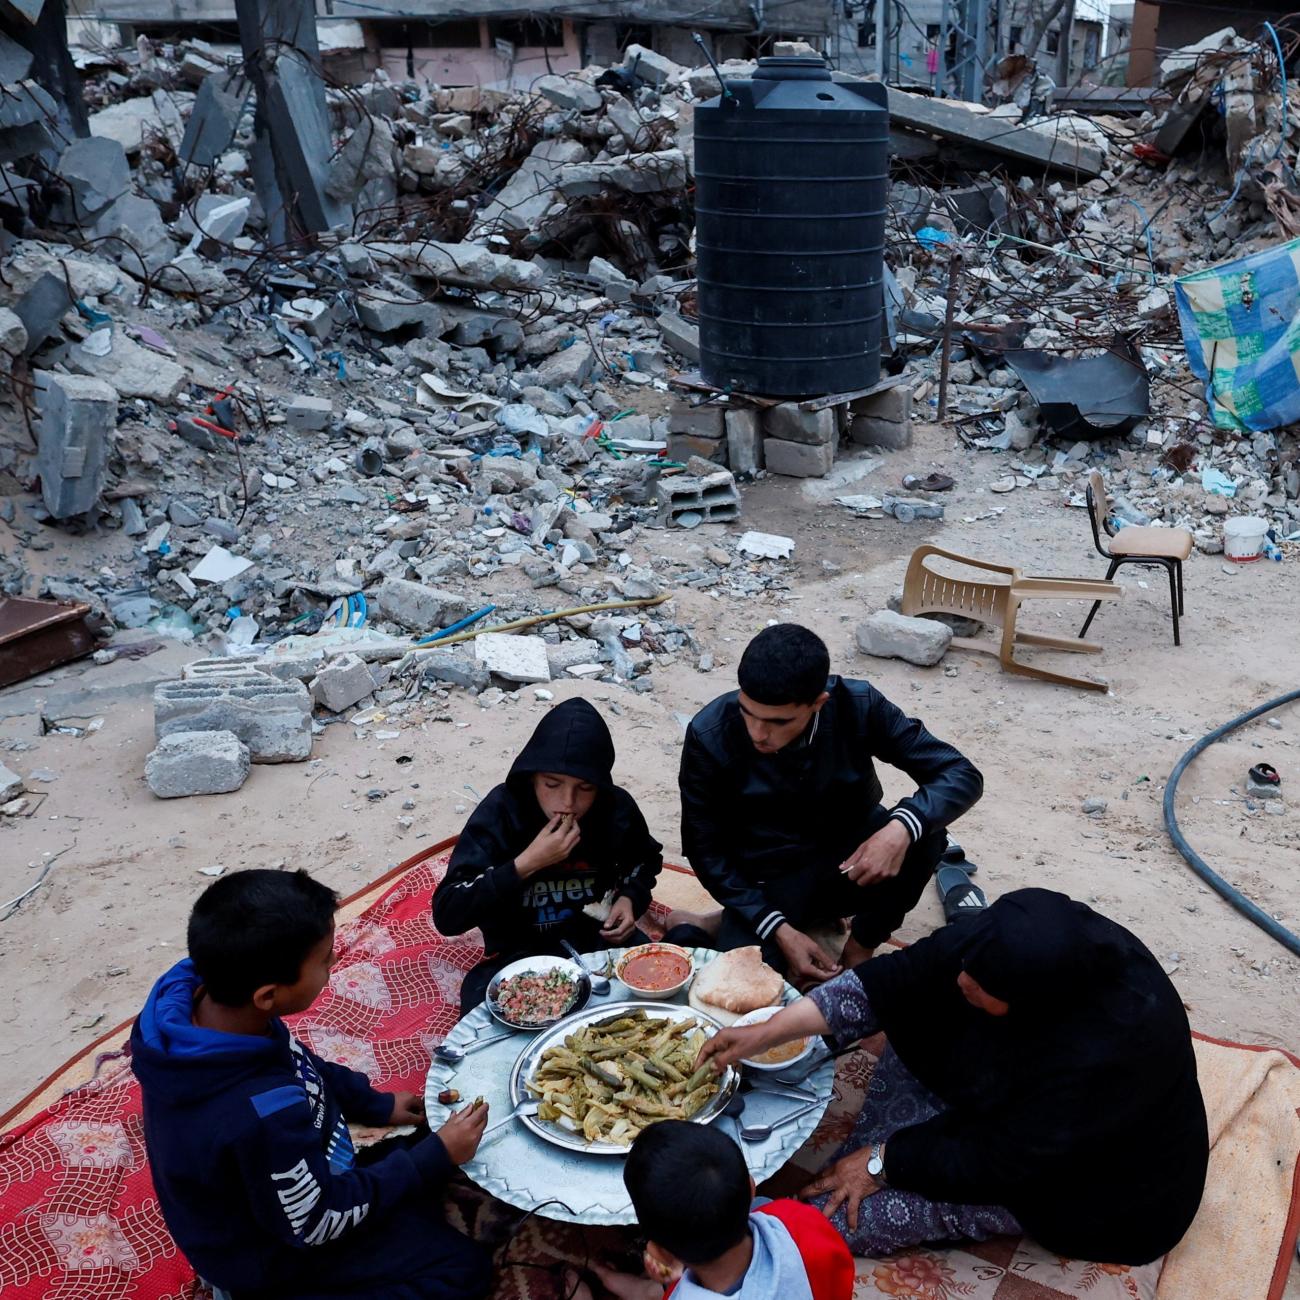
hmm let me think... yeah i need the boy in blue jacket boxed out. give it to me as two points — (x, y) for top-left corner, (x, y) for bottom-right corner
(132, 869), (491, 1300)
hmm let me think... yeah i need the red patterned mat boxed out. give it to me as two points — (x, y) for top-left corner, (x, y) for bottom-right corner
(0, 848), (1214, 1300)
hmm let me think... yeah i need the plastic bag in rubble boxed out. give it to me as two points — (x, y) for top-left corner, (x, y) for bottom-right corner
(1175, 237), (1300, 432)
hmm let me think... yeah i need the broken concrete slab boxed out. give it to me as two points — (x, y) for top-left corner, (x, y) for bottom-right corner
(146, 729), (251, 798)
(0, 762), (24, 803)
(368, 239), (544, 292)
(0, 82), (58, 165)
(411, 647), (490, 692)
(856, 610), (952, 666)
(12, 271), (74, 357)
(472, 138), (587, 235)
(0, 307), (28, 359)
(53, 135), (130, 222)
(657, 311), (700, 363)
(89, 90), (187, 156)
(286, 395), (333, 431)
(535, 74), (602, 113)
(180, 72), (251, 168)
(91, 194), (174, 274)
(374, 577), (473, 632)
(886, 88), (1104, 178)
(623, 43), (683, 89)
(154, 678), (313, 762)
(475, 632), (552, 684)
(67, 331), (188, 403)
(35, 372), (117, 519)
(309, 652), (376, 711)
(555, 149), (688, 197)
(536, 341), (596, 387)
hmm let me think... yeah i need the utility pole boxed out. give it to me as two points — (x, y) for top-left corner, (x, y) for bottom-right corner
(876, 0), (888, 79)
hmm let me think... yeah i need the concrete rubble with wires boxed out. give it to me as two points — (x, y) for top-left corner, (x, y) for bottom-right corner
(2, 25), (1300, 797)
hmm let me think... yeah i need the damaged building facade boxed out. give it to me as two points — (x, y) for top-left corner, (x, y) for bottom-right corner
(74, 0), (837, 88)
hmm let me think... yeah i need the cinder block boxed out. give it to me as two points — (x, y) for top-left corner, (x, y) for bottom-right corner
(286, 395), (333, 432)
(35, 371), (117, 518)
(667, 403), (725, 438)
(763, 437), (834, 478)
(852, 384), (913, 423)
(763, 403), (835, 446)
(725, 409), (763, 477)
(848, 416), (912, 450)
(667, 432), (726, 464)
(181, 658), (275, 684)
(146, 730), (251, 798)
(655, 467), (741, 526)
(154, 679), (313, 763)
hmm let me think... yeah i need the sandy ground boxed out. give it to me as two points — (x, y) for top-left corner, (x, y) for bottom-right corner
(3, 420), (1299, 1115)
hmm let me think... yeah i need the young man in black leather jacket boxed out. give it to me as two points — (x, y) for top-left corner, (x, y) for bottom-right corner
(676, 624), (983, 986)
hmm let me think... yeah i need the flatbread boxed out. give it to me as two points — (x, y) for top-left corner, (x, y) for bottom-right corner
(582, 889), (615, 924)
(690, 947), (783, 1016)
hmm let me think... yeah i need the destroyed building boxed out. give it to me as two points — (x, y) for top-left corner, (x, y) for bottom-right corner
(73, 0), (837, 89)
(0, 0), (1298, 722)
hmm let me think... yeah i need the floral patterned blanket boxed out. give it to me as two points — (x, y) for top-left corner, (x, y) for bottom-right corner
(0, 845), (1294, 1300)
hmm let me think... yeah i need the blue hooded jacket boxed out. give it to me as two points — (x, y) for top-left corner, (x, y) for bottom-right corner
(131, 960), (453, 1291)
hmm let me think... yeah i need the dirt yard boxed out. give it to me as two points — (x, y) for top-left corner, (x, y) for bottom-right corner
(3, 421), (1298, 1106)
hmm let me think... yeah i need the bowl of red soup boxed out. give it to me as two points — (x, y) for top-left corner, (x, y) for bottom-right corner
(615, 943), (695, 999)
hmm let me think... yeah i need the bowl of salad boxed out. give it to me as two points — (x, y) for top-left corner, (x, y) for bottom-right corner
(486, 954), (591, 1029)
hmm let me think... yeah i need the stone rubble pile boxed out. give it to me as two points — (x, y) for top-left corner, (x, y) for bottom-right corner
(4, 28), (1300, 801)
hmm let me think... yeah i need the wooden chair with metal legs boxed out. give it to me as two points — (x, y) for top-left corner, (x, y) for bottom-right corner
(1079, 470), (1193, 646)
(902, 545), (1124, 692)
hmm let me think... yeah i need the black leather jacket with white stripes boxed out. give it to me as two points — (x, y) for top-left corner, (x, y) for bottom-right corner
(678, 676), (983, 940)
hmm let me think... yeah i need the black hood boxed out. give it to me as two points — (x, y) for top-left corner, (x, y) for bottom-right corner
(508, 698), (616, 790)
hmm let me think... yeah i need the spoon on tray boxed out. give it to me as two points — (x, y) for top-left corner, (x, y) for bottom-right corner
(482, 1098), (540, 1138)
(433, 1030), (515, 1065)
(560, 940), (611, 996)
(740, 1096), (823, 1143)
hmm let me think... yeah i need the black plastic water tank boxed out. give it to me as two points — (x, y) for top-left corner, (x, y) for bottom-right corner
(695, 57), (889, 398)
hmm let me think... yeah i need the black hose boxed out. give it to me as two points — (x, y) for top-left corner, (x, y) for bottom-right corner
(1163, 688), (1300, 959)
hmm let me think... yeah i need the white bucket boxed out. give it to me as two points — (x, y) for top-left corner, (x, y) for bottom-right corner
(1224, 515), (1269, 562)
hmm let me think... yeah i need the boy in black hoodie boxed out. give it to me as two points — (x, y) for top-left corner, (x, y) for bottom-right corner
(435, 697), (683, 1014)
(132, 869), (491, 1300)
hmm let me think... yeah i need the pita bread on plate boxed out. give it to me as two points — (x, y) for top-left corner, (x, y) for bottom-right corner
(689, 946), (784, 1024)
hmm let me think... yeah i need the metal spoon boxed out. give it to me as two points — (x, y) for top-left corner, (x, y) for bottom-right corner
(560, 940), (611, 996)
(740, 1096), (824, 1143)
(433, 1029), (514, 1064)
(742, 1078), (817, 1104)
(481, 1098), (540, 1138)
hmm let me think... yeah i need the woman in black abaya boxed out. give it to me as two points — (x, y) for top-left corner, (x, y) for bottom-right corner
(699, 889), (1209, 1265)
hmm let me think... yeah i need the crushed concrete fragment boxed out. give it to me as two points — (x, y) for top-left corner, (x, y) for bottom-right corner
(146, 730), (251, 798)
(856, 610), (952, 667)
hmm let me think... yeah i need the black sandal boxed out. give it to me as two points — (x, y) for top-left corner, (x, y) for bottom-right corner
(936, 864), (987, 923)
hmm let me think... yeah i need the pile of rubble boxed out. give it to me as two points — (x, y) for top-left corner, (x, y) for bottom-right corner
(4, 22), (1300, 801)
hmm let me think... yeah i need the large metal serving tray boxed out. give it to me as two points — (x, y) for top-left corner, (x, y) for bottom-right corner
(508, 999), (739, 1156)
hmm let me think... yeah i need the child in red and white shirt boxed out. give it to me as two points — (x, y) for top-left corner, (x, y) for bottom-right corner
(581, 1120), (853, 1300)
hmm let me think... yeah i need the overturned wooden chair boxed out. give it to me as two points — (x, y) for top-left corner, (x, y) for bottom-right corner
(901, 545), (1124, 692)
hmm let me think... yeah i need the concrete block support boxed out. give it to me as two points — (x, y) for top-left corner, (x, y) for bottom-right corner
(763, 438), (835, 478)
(725, 409), (764, 477)
(763, 403), (836, 446)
